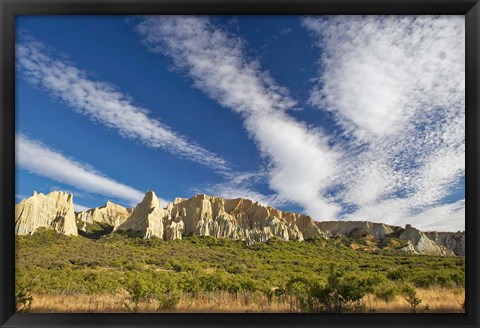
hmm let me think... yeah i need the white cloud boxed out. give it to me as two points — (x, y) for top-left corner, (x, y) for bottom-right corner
(16, 133), (145, 206)
(135, 16), (342, 219)
(135, 16), (465, 230)
(304, 15), (464, 141)
(305, 16), (465, 231)
(135, 17), (296, 117)
(342, 198), (465, 232)
(16, 39), (230, 172)
(407, 200), (465, 232)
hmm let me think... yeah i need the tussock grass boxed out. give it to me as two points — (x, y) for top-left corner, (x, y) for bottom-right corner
(364, 287), (465, 313)
(29, 288), (464, 313)
(29, 291), (288, 313)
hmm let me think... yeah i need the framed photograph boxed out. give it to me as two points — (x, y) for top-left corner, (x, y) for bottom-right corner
(1, 0), (479, 327)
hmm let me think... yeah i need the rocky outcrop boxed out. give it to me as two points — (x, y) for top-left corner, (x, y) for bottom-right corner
(76, 201), (132, 231)
(424, 231), (465, 256)
(112, 193), (326, 242)
(397, 225), (454, 256)
(15, 191), (78, 236)
(166, 194), (327, 244)
(114, 191), (166, 238)
(317, 221), (400, 240)
(165, 219), (185, 240)
(15, 190), (464, 256)
(316, 221), (458, 256)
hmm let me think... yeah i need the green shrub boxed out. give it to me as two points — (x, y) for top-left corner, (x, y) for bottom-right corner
(15, 230), (465, 312)
(373, 281), (400, 302)
(387, 267), (409, 281)
(155, 289), (181, 311)
(179, 273), (201, 296)
(450, 272), (465, 287)
(168, 260), (183, 273)
(285, 277), (312, 312)
(403, 284), (422, 313)
(286, 266), (368, 313)
(124, 275), (151, 312)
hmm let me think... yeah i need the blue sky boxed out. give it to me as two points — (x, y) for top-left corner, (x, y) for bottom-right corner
(15, 15), (465, 231)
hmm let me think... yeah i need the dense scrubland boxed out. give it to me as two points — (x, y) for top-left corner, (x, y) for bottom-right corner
(16, 229), (465, 313)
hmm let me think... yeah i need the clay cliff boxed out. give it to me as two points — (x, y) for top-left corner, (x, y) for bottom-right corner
(76, 201), (132, 231)
(425, 231), (465, 256)
(14, 190), (464, 256)
(398, 224), (454, 256)
(317, 221), (456, 256)
(15, 191), (78, 236)
(114, 191), (166, 238)
(317, 221), (400, 240)
(115, 192), (326, 244)
(170, 194), (326, 243)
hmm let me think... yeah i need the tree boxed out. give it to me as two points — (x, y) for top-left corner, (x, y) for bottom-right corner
(403, 285), (422, 313)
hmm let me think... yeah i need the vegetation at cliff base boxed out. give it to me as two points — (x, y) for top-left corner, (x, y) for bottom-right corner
(15, 229), (465, 313)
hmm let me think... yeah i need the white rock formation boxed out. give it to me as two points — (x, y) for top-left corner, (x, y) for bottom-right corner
(398, 225), (455, 256)
(15, 190), (463, 257)
(424, 231), (465, 256)
(15, 191), (78, 236)
(317, 221), (398, 240)
(114, 191), (165, 238)
(400, 241), (417, 254)
(165, 194), (326, 243)
(111, 193), (326, 242)
(76, 201), (132, 231)
(165, 219), (184, 240)
(316, 221), (458, 256)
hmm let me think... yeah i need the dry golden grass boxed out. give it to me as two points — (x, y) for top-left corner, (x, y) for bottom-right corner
(30, 291), (289, 313)
(29, 287), (464, 313)
(364, 287), (465, 313)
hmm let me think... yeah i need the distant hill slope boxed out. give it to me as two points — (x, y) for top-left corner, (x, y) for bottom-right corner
(15, 191), (464, 256)
(317, 221), (457, 256)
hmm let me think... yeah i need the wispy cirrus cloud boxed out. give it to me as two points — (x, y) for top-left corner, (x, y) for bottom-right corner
(304, 16), (465, 230)
(16, 133), (145, 206)
(136, 15), (465, 231)
(16, 38), (230, 172)
(135, 16), (342, 219)
(304, 15), (464, 141)
(406, 199), (465, 232)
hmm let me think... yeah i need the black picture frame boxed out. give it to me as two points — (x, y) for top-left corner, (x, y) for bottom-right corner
(1, 1), (479, 327)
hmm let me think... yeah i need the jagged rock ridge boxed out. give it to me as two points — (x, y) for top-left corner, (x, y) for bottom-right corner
(115, 192), (326, 244)
(15, 191), (78, 236)
(15, 191), (464, 256)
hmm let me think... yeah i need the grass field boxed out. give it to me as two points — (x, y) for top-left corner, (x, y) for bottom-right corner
(16, 229), (465, 313)
(28, 287), (464, 313)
